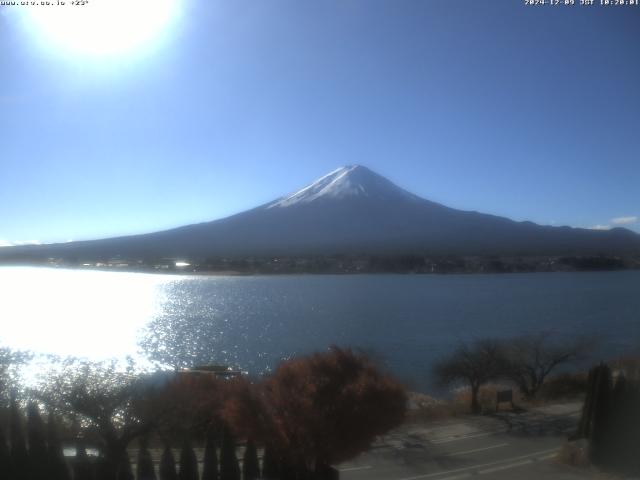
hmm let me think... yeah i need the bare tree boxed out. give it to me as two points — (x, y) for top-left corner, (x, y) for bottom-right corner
(36, 358), (166, 480)
(0, 347), (32, 406)
(501, 332), (592, 399)
(433, 339), (505, 414)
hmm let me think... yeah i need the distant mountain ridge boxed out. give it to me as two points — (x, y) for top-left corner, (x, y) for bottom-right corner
(2, 165), (640, 262)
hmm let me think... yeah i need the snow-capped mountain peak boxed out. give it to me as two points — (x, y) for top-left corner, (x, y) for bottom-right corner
(267, 165), (419, 208)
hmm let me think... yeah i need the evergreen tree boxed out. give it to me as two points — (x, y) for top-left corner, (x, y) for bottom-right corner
(587, 364), (613, 465)
(117, 450), (134, 480)
(10, 396), (29, 480)
(241, 440), (259, 480)
(315, 463), (339, 480)
(159, 446), (178, 480)
(27, 403), (48, 480)
(46, 412), (71, 480)
(178, 439), (198, 480)
(136, 437), (157, 480)
(219, 427), (240, 480)
(625, 379), (640, 473)
(201, 430), (218, 480)
(0, 428), (10, 480)
(73, 440), (94, 480)
(278, 460), (297, 480)
(576, 366), (596, 439)
(579, 363), (640, 474)
(260, 445), (278, 480)
(608, 374), (628, 468)
(607, 374), (640, 473)
(95, 456), (113, 480)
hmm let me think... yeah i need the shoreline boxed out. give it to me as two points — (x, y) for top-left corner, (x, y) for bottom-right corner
(0, 261), (639, 277)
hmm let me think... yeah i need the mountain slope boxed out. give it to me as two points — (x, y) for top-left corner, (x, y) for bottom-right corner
(2, 165), (640, 261)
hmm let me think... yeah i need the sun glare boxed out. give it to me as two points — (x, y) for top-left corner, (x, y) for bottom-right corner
(22, 0), (179, 57)
(0, 267), (171, 360)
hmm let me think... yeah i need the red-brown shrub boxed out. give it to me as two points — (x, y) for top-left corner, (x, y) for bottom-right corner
(151, 371), (225, 439)
(220, 376), (270, 442)
(261, 347), (407, 467)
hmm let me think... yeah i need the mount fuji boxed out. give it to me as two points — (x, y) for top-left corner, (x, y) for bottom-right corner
(2, 165), (640, 262)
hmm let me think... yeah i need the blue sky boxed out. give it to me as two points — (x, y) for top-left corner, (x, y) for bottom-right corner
(1, 0), (639, 245)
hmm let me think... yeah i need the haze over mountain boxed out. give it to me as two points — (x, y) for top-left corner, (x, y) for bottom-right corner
(2, 165), (640, 262)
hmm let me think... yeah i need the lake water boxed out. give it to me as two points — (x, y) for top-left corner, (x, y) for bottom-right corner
(1, 267), (638, 392)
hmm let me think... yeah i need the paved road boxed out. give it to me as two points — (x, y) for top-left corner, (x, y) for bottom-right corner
(338, 403), (595, 480)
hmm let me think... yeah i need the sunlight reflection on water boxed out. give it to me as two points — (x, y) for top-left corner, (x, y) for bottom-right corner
(0, 267), (172, 359)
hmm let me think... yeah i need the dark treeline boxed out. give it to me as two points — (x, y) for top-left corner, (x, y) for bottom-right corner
(186, 254), (638, 274)
(1, 254), (638, 275)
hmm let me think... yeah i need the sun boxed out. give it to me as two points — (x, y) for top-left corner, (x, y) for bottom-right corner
(22, 0), (179, 57)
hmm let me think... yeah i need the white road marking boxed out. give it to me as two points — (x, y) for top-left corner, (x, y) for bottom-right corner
(537, 453), (557, 461)
(478, 459), (533, 474)
(444, 443), (509, 457)
(431, 431), (500, 444)
(436, 474), (471, 480)
(396, 448), (558, 480)
(338, 465), (373, 472)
